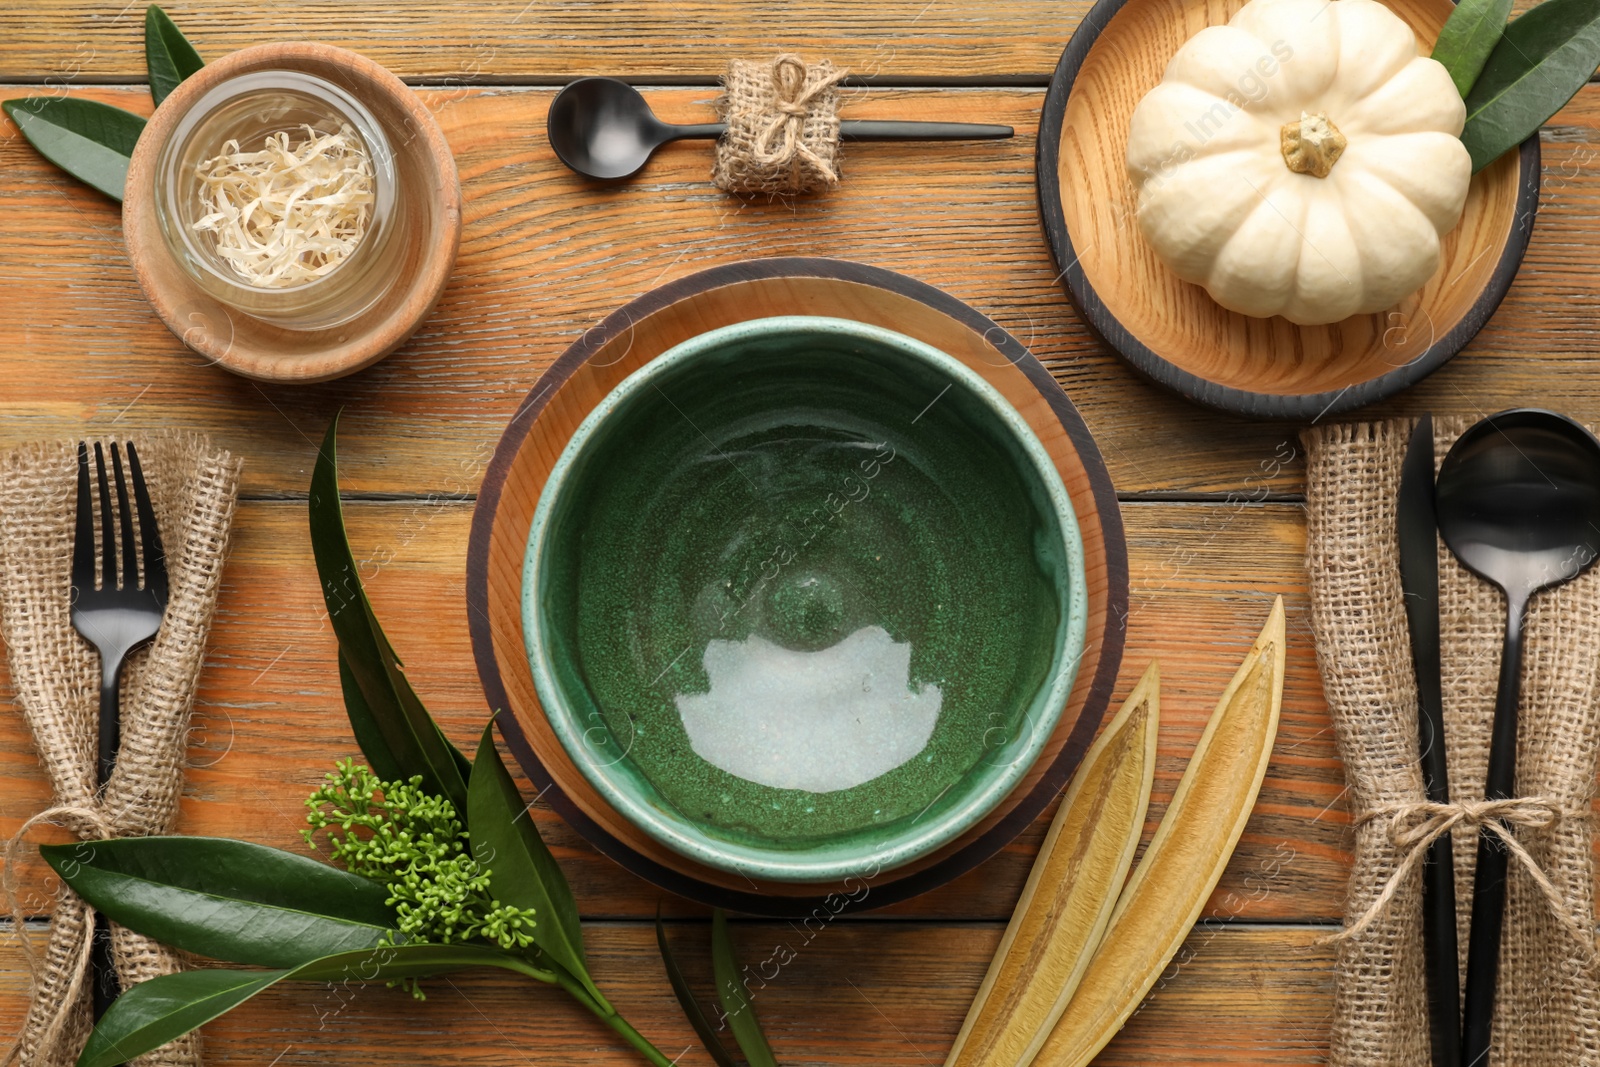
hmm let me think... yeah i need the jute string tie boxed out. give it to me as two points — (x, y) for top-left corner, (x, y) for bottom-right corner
(750, 55), (847, 179)
(1305, 418), (1600, 1067)
(0, 434), (241, 1067)
(712, 53), (846, 195)
(1327, 797), (1597, 966)
(2, 806), (115, 1067)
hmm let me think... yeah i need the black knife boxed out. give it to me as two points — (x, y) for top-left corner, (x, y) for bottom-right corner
(1397, 413), (1459, 1067)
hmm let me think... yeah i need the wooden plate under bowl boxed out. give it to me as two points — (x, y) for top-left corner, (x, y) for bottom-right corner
(123, 42), (462, 384)
(467, 258), (1129, 915)
(1037, 0), (1541, 420)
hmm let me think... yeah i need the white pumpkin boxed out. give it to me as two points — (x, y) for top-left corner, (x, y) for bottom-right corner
(1125, 0), (1471, 325)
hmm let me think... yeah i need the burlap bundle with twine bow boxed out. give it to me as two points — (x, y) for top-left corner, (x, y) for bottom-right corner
(0, 433), (241, 1067)
(713, 53), (846, 195)
(1304, 418), (1600, 1067)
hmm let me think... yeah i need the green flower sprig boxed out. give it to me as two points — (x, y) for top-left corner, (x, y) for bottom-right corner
(44, 417), (681, 1067)
(304, 759), (539, 968)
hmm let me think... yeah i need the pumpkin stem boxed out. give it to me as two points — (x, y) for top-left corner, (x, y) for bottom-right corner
(1280, 112), (1347, 178)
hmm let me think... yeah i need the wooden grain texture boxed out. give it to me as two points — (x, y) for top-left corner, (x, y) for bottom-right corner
(0, 0), (1550, 83)
(0, 14), (1594, 1060)
(0, 1), (1096, 82)
(2, 85), (1599, 498)
(0, 921), (1336, 1065)
(0, 498), (1346, 923)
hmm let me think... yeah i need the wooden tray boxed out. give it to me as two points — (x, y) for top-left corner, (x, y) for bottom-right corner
(1036, 0), (1541, 421)
(467, 258), (1128, 915)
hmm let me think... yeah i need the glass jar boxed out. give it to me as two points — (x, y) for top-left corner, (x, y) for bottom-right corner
(153, 69), (402, 331)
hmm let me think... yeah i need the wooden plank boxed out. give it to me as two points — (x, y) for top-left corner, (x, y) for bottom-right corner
(0, 0), (1552, 83)
(2, 1), (1090, 82)
(0, 921), (1335, 1065)
(2, 86), (1599, 498)
(0, 498), (1350, 922)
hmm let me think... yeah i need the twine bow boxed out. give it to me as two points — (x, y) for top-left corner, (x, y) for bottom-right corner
(1327, 797), (1597, 966)
(2, 806), (116, 1067)
(750, 54), (847, 181)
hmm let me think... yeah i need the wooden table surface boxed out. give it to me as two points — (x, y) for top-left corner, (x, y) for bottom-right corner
(2, 2), (1597, 1064)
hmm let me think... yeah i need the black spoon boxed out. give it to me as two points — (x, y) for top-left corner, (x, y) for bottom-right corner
(547, 77), (1015, 180)
(1435, 409), (1600, 1066)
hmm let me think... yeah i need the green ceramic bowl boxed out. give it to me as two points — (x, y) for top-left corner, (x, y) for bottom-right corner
(523, 316), (1087, 882)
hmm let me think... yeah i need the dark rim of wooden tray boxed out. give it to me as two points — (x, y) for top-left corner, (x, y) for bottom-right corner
(1034, 0), (1543, 422)
(465, 256), (1129, 916)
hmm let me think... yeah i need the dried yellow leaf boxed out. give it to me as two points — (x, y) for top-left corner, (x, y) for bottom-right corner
(945, 661), (1159, 1067)
(1036, 596), (1286, 1067)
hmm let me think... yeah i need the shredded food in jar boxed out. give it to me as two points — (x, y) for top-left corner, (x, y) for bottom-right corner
(192, 123), (374, 288)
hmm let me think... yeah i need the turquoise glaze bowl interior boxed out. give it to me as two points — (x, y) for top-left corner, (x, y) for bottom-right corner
(522, 316), (1087, 882)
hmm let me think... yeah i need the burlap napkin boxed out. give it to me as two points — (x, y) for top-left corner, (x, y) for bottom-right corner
(1304, 418), (1600, 1067)
(0, 433), (242, 1067)
(713, 53), (845, 196)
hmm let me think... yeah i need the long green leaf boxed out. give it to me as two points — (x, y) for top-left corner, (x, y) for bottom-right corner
(655, 908), (739, 1067)
(309, 414), (470, 811)
(711, 910), (778, 1067)
(80, 968), (282, 1067)
(77, 944), (555, 1067)
(338, 649), (406, 782)
(468, 720), (607, 1009)
(41, 837), (394, 968)
(1462, 0), (1600, 171)
(1, 97), (144, 200)
(1431, 0), (1514, 97)
(144, 5), (203, 106)
(376, 617), (470, 783)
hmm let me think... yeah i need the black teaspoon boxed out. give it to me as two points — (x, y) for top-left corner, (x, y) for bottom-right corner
(547, 77), (1015, 180)
(1396, 414), (1459, 1067)
(1435, 409), (1600, 1066)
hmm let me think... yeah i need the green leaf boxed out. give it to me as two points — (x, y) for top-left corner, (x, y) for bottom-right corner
(144, 6), (203, 106)
(79, 967), (282, 1067)
(309, 413), (470, 811)
(1, 97), (145, 200)
(468, 720), (608, 1010)
(41, 837), (395, 968)
(1431, 0), (1514, 97)
(338, 649), (406, 782)
(1461, 0), (1600, 172)
(655, 908), (739, 1067)
(712, 910), (778, 1067)
(77, 944), (555, 1067)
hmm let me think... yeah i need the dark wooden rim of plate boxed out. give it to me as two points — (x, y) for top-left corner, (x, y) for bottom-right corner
(465, 257), (1130, 916)
(1034, 0), (1543, 421)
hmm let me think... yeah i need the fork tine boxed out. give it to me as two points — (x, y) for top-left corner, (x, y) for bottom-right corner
(126, 443), (167, 601)
(72, 443), (95, 594)
(111, 443), (138, 592)
(93, 443), (115, 591)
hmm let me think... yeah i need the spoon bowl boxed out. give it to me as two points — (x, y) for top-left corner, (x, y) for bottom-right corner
(1437, 412), (1600, 599)
(1435, 408), (1600, 1063)
(546, 77), (695, 180)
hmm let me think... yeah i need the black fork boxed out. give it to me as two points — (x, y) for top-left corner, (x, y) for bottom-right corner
(70, 441), (168, 1024)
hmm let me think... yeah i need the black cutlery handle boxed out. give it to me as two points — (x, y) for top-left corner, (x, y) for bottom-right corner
(1422, 833), (1460, 1067)
(1461, 601), (1526, 1066)
(838, 120), (1014, 141)
(97, 671), (120, 787)
(90, 913), (120, 1019)
(92, 662), (126, 1055)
